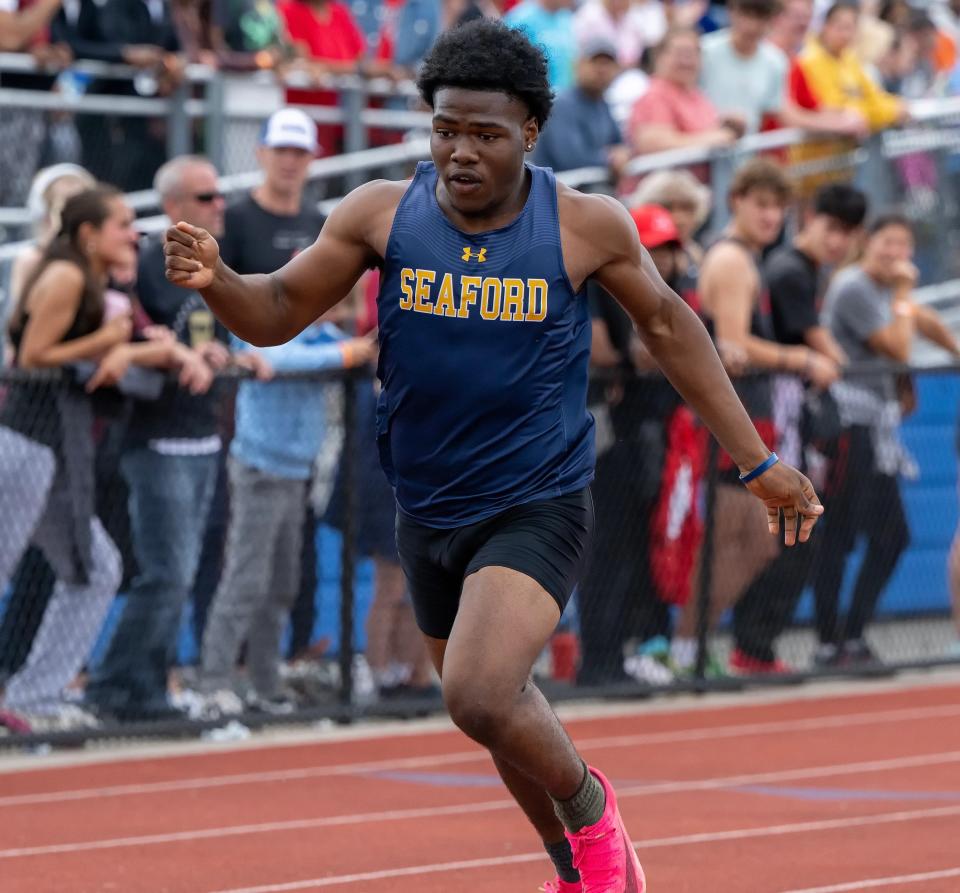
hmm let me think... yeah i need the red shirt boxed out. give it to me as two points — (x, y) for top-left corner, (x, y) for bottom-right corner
(279, 0), (365, 62)
(279, 1), (365, 154)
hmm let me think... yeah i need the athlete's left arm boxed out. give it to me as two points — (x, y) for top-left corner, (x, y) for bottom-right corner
(573, 193), (823, 544)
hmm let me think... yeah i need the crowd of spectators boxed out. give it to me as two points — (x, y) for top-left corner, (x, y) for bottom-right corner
(3, 0), (960, 734)
(3, 0), (960, 200)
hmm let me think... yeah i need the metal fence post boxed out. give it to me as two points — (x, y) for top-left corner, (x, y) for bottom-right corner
(855, 133), (895, 211)
(204, 71), (226, 173)
(708, 150), (735, 239)
(338, 372), (358, 713)
(341, 82), (367, 192)
(166, 80), (192, 161)
(694, 437), (719, 687)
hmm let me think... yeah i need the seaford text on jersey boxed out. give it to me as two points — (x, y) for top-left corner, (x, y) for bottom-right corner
(398, 268), (549, 322)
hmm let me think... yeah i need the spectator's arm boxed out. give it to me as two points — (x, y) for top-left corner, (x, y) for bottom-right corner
(632, 122), (736, 153)
(864, 311), (915, 362)
(49, 11), (129, 63)
(233, 334), (374, 371)
(915, 305), (960, 356)
(0, 0), (61, 51)
(833, 273), (916, 363)
(778, 98), (868, 137)
(768, 261), (847, 364)
(804, 326), (847, 365)
(702, 244), (816, 374)
(17, 262), (132, 367)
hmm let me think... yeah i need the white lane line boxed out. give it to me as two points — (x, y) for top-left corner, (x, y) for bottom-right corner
(5, 702), (960, 808)
(4, 749), (960, 859)
(779, 867), (960, 892)
(203, 805), (960, 893)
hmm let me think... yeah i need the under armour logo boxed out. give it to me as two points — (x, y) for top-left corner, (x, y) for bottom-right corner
(462, 247), (487, 263)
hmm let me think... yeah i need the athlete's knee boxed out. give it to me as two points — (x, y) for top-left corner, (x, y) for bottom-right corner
(442, 672), (514, 746)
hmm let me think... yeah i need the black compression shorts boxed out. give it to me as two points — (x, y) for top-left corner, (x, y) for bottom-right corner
(395, 488), (594, 640)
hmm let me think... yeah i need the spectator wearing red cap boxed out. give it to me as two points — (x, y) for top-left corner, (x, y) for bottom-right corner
(578, 204), (697, 687)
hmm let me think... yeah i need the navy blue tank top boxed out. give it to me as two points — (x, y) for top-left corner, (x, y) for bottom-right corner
(375, 161), (595, 527)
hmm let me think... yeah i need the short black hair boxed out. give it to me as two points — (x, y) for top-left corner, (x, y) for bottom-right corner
(813, 183), (867, 229)
(728, 0), (782, 19)
(868, 211), (913, 238)
(417, 19), (554, 130)
(823, 0), (859, 22)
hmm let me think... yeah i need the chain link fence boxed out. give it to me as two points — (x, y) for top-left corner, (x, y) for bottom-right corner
(1, 361), (958, 748)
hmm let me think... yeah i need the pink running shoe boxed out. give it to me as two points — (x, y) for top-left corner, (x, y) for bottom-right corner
(539, 878), (582, 893)
(564, 768), (646, 892)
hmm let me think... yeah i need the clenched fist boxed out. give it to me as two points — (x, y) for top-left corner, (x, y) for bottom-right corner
(164, 222), (221, 290)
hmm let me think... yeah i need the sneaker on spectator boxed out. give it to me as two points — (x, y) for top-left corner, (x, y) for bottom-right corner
(729, 648), (793, 676)
(812, 642), (843, 668)
(7, 703), (101, 733)
(674, 651), (728, 680)
(842, 638), (880, 667)
(623, 654), (674, 686)
(0, 708), (34, 735)
(177, 688), (245, 721)
(246, 692), (298, 716)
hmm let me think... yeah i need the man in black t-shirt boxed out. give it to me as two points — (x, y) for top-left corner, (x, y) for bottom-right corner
(732, 183), (867, 673)
(219, 108), (326, 276)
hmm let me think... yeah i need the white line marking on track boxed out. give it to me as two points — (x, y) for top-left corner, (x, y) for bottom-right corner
(4, 749), (960, 859)
(779, 867), (960, 892)
(203, 806), (960, 892)
(5, 702), (960, 808)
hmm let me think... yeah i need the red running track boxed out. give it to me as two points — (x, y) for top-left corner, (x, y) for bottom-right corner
(2, 678), (960, 893)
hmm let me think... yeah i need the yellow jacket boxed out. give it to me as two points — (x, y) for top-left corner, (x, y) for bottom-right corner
(793, 37), (902, 131)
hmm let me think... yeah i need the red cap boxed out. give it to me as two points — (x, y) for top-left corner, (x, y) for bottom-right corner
(630, 204), (681, 249)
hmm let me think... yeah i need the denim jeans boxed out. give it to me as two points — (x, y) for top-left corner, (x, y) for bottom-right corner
(86, 448), (218, 714)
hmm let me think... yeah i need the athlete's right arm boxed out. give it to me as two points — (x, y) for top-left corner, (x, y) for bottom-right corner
(163, 181), (399, 346)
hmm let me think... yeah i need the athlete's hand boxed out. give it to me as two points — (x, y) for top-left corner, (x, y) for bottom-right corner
(164, 222), (220, 290)
(742, 460), (824, 547)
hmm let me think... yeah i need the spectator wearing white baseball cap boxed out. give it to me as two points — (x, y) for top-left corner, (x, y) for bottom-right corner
(218, 108), (325, 278)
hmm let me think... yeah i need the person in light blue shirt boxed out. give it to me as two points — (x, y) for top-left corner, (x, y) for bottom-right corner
(700, 0), (788, 134)
(505, 0), (576, 89)
(198, 320), (376, 711)
(700, 0), (868, 136)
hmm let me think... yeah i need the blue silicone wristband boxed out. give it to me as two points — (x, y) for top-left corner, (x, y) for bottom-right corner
(739, 452), (779, 484)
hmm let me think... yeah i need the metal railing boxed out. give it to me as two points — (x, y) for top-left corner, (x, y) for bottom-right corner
(4, 54), (960, 281)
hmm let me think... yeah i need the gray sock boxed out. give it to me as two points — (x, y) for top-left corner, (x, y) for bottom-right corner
(552, 762), (606, 833)
(545, 839), (580, 883)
